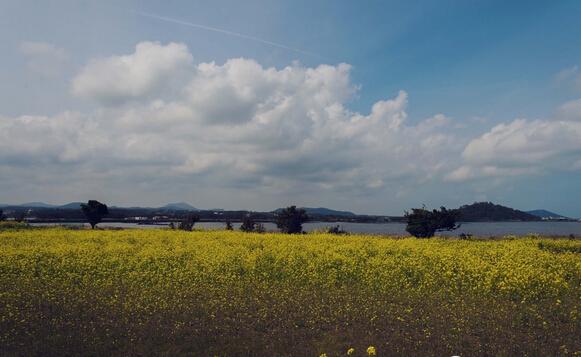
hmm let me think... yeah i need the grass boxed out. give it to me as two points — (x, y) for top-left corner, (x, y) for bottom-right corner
(0, 228), (580, 356)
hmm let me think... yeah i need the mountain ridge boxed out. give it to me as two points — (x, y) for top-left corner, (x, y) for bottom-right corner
(526, 209), (567, 219)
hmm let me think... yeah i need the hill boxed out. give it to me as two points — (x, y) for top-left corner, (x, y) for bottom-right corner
(59, 202), (84, 209)
(274, 207), (356, 217)
(457, 202), (539, 222)
(160, 202), (199, 211)
(526, 209), (567, 219)
(19, 202), (56, 208)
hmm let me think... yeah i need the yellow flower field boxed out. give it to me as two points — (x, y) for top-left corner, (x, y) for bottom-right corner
(0, 227), (580, 356)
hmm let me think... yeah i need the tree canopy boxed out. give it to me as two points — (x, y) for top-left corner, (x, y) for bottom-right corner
(240, 215), (256, 232)
(405, 206), (459, 238)
(275, 206), (308, 234)
(80, 200), (108, 229)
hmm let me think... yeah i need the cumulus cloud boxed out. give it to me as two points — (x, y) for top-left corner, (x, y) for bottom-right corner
(1, 41), (463, 197)
(447, 109), (581, 182)
(19, 41), (69, 77)
(71, 41), (193, 105)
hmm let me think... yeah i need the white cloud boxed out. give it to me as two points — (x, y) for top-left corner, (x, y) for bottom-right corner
(557, 98), (581, 121)
(554, 65), (581, 90)
(19, 41), (69, 77)
(71, 41), (193, 105)
(1, 42), (463, 197)
(449, 109), (581, 181)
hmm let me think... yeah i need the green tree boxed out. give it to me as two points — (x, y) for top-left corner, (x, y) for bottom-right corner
(81, 200), (109, 229)
(178, 214), (200, 231)
(240, 214), (256, 232)
(275, 206), (308, 234)
(0, 209), (4, 221)
(405, 206), (459, 238)
(255, 223), (266, 233)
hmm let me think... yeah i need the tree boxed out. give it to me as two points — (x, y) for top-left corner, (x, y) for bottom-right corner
(80, 200), (108, 229)
(254, 223), (266, 233)
(178, 214), (200, 231)
(0, 209), (4, 221)
(225, 220), (233, 230)
(405, 206), (459, 238)
(240, 215), (256, 232)
(275, 206), (308, 234)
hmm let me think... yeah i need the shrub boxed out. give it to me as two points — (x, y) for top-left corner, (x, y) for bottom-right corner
(0, 221), (30, 230)
(254, 223), (266, 233)
(225, 220), (233, 231)
(326, 225), (348, 235)
(458, 233), (473, 240)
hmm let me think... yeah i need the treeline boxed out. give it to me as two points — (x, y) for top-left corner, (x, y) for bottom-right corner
(0, 206), (389, 223)
(80, 201), (311, 234)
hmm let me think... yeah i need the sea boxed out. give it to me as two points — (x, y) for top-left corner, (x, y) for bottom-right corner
(32, 221), (581, 237)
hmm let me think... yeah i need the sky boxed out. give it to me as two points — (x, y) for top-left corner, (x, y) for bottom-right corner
(1, 0), (581, 216)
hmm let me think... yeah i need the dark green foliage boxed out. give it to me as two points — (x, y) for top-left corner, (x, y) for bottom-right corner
(80, 200), (108, 229)
(326, 225), (348, 235)
(458, 233), (473, 240)
(225, 220), (233, 231)
(178, 214), (199, 231)
(275, 206), (308, 234)
(240, 215), (256, 232)
(405, 206), (459, 238)
(0, 209), (3, 221)
(254, 223), (266, 233)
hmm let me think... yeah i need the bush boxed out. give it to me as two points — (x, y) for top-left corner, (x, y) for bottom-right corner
(405, 206), (459, 238)
(240, 215), (256, 232)
(325, 225), (348, 235)
(275, 206), (308, 234)
(225, 220), (233, 231)
(458, 233), (473, 240)
(0, 221), (31, 231)
(254, 223), (266, 233)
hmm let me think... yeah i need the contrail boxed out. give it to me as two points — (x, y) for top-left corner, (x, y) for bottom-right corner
(134, 11), (322, 59)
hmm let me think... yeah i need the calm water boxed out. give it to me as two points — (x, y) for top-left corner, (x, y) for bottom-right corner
(33, 221), (581, 237)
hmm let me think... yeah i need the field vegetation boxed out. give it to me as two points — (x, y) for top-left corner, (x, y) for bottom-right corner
(0, 227), (579, 356)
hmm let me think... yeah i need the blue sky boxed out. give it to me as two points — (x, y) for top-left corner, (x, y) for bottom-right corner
(1, 0), (581, 216)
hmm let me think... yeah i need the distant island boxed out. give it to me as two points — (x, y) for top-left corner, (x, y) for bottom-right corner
(526, 209), (569, 220)
(456, 202), (539, 222)
(0, 201), (576, 224)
